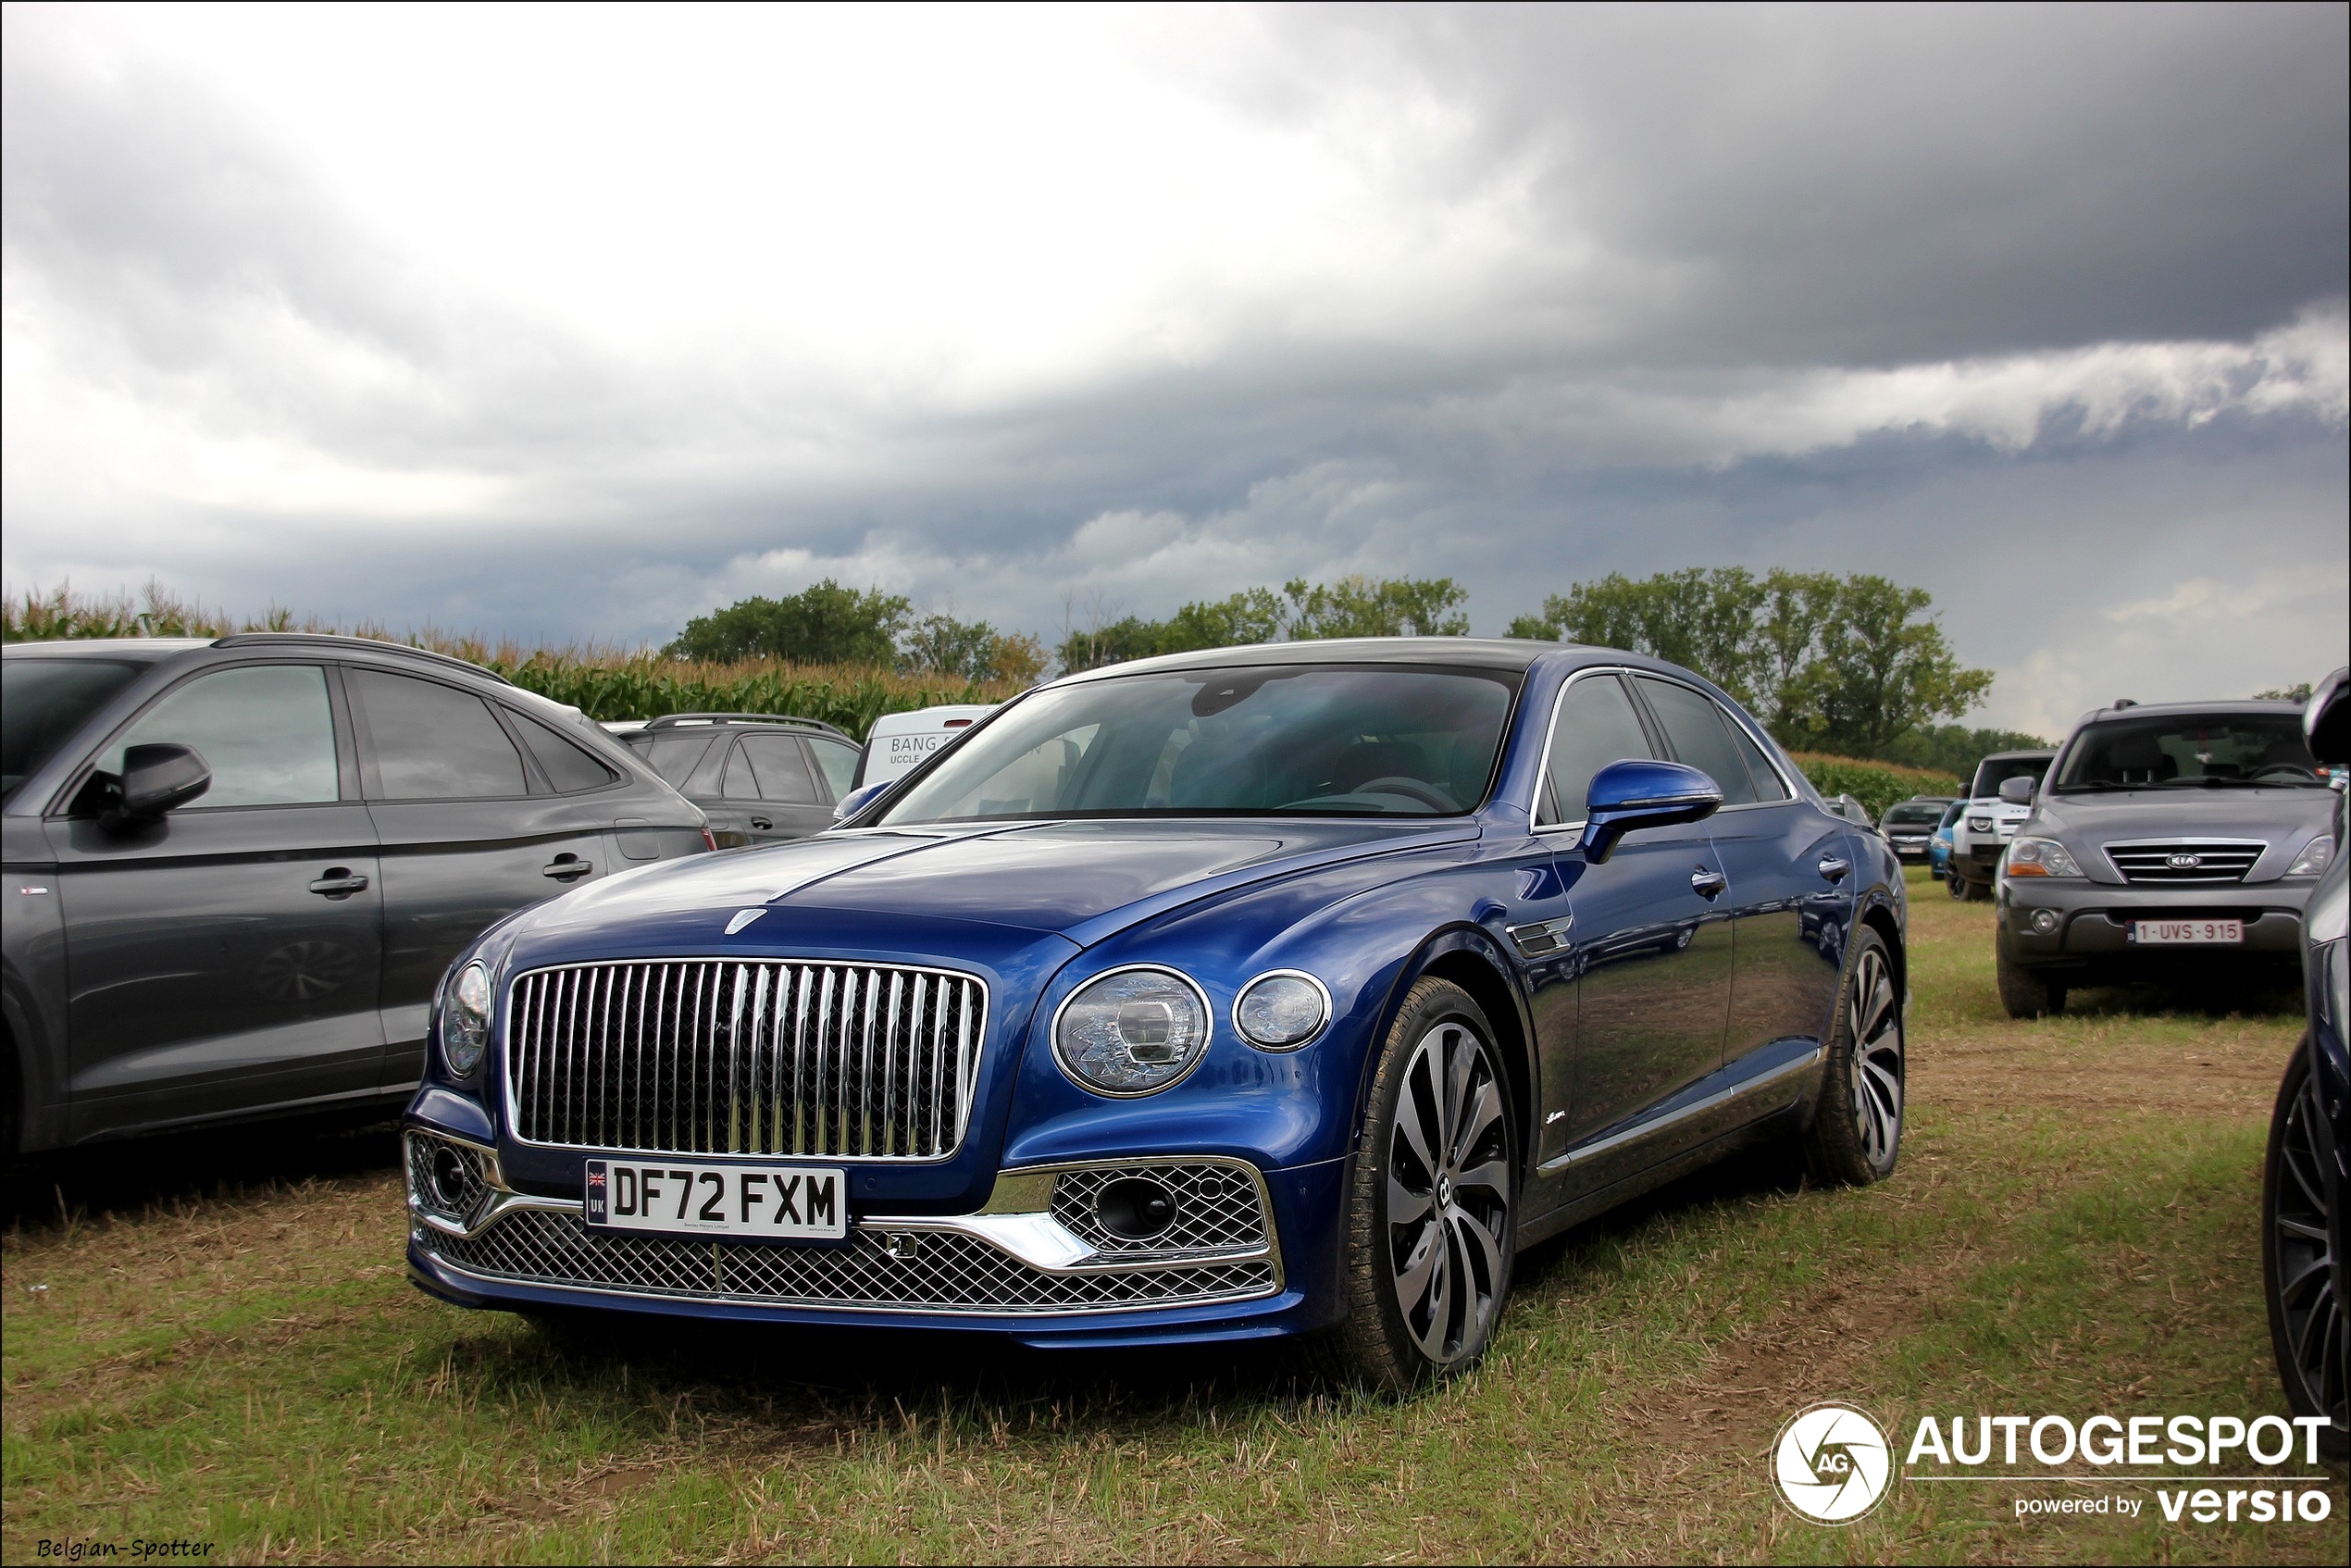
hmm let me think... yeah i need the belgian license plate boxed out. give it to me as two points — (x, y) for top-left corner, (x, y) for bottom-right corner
(583, 1159), (846, 1239)
(2132, 919), (2244, 945)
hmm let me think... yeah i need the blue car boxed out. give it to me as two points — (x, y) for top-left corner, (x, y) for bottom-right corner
(403, 639), (1907, 1388)
(1927, 800), (1966, 890)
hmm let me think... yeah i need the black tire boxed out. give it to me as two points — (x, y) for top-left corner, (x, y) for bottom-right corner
(2263, 1039), (2348, 1461)
(1996, 931), (2066, 1019)
(1801, 926), (1904, 1186)
(1329, 977), (1517, 1393)
(1946, 870), (1969, 901)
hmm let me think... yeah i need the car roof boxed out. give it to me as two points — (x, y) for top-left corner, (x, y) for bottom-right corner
(2074, 699), (2304, 724)
(2, 632), (510, 685)
(1057, 637), (1554, 685)
(4, 638), (211, 662)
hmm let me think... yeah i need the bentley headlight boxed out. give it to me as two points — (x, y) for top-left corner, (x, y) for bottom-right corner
(1053, 967), (1210, 1095)
(2005, 837), (2083, 877)
(1233, 971), (1330, 1050)
(442, 961), (491, 1076)
(2286, 834), (2335, 877)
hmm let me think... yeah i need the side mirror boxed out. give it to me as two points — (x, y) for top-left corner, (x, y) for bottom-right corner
(1998, 776), (2036, 805)
(2307, 666), (2351, 765)
(113, 742), (211, 826)
(831, 780), (893, 823)
(1577, 759), (1723, 865)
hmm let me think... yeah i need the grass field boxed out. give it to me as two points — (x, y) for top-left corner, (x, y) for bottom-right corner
(4, 868), (2344, 1564)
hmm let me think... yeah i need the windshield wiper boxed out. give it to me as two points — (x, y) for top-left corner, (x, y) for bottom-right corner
(2053, 781), (2143, 792)
(2154, 776), (2270, 789)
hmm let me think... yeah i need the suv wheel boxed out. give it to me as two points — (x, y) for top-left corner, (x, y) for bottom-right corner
(1330, 977), (1517, 1392)
(1996, 930), (2066, 1018)
(1802, 927), (1905, 1185)
(2264, 1039), (2348, 1460)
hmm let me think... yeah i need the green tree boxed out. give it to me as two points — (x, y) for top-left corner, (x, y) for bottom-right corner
(1509, 567), (1992, 754)
(1056, 615), (1169, 675)
(1873, 724), (2052, 778)
(1164, 588), (1286, 651)
(667, 579), (912, 666)
(901, 612), (1049, 685)
(1283, 575), (1469, 639)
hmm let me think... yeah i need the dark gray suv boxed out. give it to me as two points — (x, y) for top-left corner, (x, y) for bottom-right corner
(1995, 700), (2337, 1016)
(614, 713), (865, 847)
(1, 635), (711, 1153)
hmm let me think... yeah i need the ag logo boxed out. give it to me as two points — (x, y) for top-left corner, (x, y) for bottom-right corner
(1772, 1402), (1894, 1523)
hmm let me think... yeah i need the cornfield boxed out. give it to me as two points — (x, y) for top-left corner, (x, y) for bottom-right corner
(3, 582), (1022, 741)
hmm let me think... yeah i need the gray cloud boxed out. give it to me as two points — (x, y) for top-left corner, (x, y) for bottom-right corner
(3, 4), (2345, 735)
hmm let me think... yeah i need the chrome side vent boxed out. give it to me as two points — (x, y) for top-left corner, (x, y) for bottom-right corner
(506, 960), (985, 1160)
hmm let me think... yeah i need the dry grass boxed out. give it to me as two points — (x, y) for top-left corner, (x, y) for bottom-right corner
(3, 871), (2342, 1563)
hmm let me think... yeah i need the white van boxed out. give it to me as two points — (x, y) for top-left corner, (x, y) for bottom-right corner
(858, 703), (997, 789)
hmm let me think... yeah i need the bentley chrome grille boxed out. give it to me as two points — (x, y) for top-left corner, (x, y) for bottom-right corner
(506, 960), (986, 1159)
(2104, 840), (2267, 886)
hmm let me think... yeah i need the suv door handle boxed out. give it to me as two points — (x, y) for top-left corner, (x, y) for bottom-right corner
(749, 816), (773, 831)
(1817, 855), (1851, 883)
(542, 854), (595, 880)
(1690, 867), (1727, 900)
(307, 869), (369, 898)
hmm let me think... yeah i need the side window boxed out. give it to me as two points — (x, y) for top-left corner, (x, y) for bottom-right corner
(1634, 677), (1760, 807)
(808, 737), (861, 802)
(1723, 712), (1791, 801)
(96, 665), (338, 809)
(1537, 674), (1656, 827)
(348, 669), (528, 800)
(638, 733), (715, 787)
(508, 710), (619, 793)
(721, 740), (760, 800)
(740, 733), (819, 803)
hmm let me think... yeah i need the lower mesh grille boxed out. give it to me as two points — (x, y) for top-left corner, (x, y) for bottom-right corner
(406, 1133), (490, 1227)
(1050, 1163), (1269, 1254)
(428, 1208), (1278, 1314)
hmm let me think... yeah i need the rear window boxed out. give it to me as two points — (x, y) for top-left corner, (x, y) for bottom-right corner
(1883, 803), (1944, 827)
(510, 711), (620, 793)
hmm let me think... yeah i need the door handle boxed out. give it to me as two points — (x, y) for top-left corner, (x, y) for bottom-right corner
(542, 854), (595, 880)
(307, 869), (369, 897)
(749, 816), (773, 831)
(1817, 854), (1851, 883)
(1690, 867), (1727, 900)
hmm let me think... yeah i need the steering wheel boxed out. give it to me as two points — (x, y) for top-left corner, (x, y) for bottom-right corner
(1352, 776), (1456, 812)
(2250, 763), (2320, 781)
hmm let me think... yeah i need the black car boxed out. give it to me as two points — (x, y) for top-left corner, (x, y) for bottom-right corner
(2266, 666), (2348, 1459)
(0, 635), (710, 1154)
(1879, 795), (1959, 862)
(612, 713), (865, 847)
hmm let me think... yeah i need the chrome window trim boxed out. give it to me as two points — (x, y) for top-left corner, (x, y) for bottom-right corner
(1229, 968), (1333, 1052)
(498, 956), (989, 1162)
(1623, 669), (1800, 810)
(1530, 665), (1645, 836)
(1048, 964), (1216, 1098)
(1539, 1045), (1824, 1172)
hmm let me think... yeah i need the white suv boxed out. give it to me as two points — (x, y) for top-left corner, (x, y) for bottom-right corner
(1947, 749), (2055, 901)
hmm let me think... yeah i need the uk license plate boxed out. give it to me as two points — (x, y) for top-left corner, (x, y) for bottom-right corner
(583, 1159), (846, 1239)
(2131, 919), (2243, 945)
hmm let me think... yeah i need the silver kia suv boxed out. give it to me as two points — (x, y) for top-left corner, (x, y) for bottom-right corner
(1994, 700), (2338, 1017)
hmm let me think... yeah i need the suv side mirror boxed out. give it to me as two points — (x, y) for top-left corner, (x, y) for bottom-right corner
(831, 780), (893, 823)
(113, 742), (211, 827)
(1998, 776), (2036, 805)
(2307, 666), (2351, 765)
(1578, 759), (1723, 865)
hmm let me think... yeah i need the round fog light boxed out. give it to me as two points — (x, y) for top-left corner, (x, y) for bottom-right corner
(428, 1143), (477, 1212)
(1095, 1176), (1178, 1241)
(2029, 909), (2060, 935)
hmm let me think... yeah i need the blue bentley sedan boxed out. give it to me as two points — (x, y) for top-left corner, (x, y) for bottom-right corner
(404, 639), (1907, 1388)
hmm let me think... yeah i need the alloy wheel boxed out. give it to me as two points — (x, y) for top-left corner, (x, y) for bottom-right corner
(2271, 1066), (2346, 1435)
(1847, 946), (1904, 1168)
(1386, 1019), (1512, 1364)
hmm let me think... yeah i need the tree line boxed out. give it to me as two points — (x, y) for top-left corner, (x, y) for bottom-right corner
(667, 567), (2040, 763)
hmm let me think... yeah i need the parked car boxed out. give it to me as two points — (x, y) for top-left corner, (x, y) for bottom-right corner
(2264, 666), (2347, 1460)
(857, 703), (998, 790)
(0, 635), (711, 1154)
(1948, 750), (2056, 901)
(403, 637), (1905, 1387)
(1927, 800), (1967, 889)
(1880, 796), (1959, 863)
(1993, 701), (2335, 1017)
(612, 714), (865, 847)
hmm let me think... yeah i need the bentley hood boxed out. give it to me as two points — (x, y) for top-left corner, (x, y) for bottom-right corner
(521, 817), (1478, 945)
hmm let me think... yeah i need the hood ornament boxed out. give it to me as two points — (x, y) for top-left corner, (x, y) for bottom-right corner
(725, 908), (767, 935)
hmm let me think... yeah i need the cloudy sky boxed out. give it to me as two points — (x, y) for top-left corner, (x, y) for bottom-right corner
(4, 2), (2345, 734)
